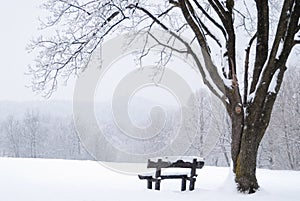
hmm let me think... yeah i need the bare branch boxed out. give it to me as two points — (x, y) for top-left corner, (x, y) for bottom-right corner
(158, 6), (177, 18)
(192, 0), (227, 39)
(198, 18), (222, 48)
(249, 0), (269, 94)
(129, 1), (227, 100)
(244, 33), (257, 105)
(179, 0), (209, 52)
(58, 0), (91, 15)
(169, 0), (180, 7)
(251, 0), (299, 124)
(203, 0), (235, 79)
(278, 1), (300, 62)
(267, 0), (295, 68)
(100, 11), (121, 28)
(179, 0), (227, 97)
(208, 0), (229, 22)
(127, 4), (169, 31)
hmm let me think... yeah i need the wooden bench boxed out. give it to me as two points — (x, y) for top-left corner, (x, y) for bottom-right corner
(138, 156), (204, 191)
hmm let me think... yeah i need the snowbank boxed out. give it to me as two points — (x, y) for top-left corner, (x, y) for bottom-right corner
(0, 157), (299, 201)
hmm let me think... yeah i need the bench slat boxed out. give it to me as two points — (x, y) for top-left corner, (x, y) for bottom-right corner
(147, 159), (204, 169)
(160, 175), (187, 179)
(138, 175), (152, 180)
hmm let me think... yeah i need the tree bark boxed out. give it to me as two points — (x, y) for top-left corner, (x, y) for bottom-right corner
(230, 105), (243, 173)
(232, 93), (279, 193)
(234, 120), (262, 193)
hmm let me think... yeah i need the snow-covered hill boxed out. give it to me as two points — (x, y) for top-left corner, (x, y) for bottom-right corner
(0, 157), (299, 201)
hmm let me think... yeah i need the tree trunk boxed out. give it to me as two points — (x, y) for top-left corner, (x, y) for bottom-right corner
(232, 109), (270, 193)
(234, 123), (261, 193)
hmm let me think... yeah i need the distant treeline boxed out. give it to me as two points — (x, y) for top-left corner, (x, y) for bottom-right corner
(0, 69), (299, 170)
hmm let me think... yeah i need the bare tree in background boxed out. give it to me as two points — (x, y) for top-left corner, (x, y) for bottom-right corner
(185, 90), (231, 167)
(210, 100), (231, 167)
(23, 110), (40, 158)
(29, 0), (300, 193)
(259, 68), (300, 170)
(3, 116), (21, 157)
(184, 90), (212, 157)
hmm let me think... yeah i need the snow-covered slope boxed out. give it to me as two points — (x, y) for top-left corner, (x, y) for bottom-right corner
(0, 157), (299, 201)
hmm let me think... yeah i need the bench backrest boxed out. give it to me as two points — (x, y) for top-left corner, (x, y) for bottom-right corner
(147, 157), (204, 178)
(147, 158), (204, 169)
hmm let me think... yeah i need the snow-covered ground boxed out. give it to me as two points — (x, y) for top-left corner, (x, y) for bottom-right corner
(0, 157), (299, 201)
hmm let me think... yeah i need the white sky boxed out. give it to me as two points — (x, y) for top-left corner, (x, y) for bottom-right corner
(0, 0), (75, 101)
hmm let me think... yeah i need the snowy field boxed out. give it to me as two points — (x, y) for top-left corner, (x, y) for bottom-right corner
(0, 157), (299, 201)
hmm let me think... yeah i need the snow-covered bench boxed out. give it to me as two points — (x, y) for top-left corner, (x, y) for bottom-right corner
(138, 156), (204, 191)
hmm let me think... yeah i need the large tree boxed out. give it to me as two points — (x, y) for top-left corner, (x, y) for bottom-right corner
(29, 0), (300, 193)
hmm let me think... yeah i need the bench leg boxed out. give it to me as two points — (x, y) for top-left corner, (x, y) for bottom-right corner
(155, 180), (161, 190)
(181, 178), (186, 191)
(147, 180), (152, 189)
(189, 178), (196, 191)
